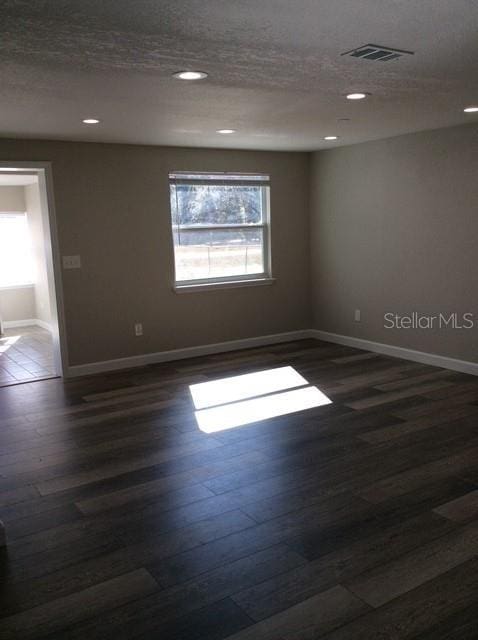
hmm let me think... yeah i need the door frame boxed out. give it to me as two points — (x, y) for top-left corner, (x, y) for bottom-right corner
(0, 161), (68, 377)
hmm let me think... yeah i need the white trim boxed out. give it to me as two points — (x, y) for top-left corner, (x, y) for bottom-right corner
(35, 318), (52, 331)
(63, 328), (478, 378)
(2, 318), (52, 331)
(174, 277), (276, 293)
(65, 330), (311, 377)
(37, 165), (68, 376)
(2, 319), (37, 329)
(310, 330), (478, 376)
(0, 283), (34, 291)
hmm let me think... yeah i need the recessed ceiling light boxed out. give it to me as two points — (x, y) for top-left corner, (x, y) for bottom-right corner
(82, 118), (100, 124)
(324, 136), (339, 141)
(346, 92), (368, 100)
(464, 106), (478, 113)
(173, 70), (208, 81)
(216, 129), (236, 134)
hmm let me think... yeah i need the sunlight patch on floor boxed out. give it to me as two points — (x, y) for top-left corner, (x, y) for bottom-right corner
(189, 365), (308, 409)
(0, 334), (20, 353)
(190, 366), (332, 433)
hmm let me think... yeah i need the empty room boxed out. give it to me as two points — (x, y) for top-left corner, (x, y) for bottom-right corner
(0, 2), (477, 639)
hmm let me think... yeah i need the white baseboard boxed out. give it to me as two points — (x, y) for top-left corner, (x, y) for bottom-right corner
(35, 319), (52, 332)
(310, 329), (478, 376)
(65, 330), (311, 378)
(63, 327), (478, 379)
(2, 318), (52, 331)
(2, 318), (37, 329)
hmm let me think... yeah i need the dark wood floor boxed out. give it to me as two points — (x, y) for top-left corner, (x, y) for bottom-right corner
(1, 338), (478, 639)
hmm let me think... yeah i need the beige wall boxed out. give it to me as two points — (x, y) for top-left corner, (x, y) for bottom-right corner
(310, 123), (478, 363)
(3, 124), (473, 369)
(25, 182), (52, 326)
(0, 139), (311, 366)
(0, 286), (36, 322)
(0, 185), (25, 211)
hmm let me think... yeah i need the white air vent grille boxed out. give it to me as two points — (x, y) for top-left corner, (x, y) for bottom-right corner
(341, 44), (414, 61)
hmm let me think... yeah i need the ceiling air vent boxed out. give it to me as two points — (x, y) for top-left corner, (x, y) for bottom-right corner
(341, 44), (414, 62)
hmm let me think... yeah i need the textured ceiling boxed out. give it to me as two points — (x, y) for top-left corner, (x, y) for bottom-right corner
(0, 0), (477, 150)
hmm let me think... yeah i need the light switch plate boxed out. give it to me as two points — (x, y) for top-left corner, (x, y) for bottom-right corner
(62, 255), (81, 269)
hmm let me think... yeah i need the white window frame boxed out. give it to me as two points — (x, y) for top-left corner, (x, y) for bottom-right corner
(169, 172), (273, 291)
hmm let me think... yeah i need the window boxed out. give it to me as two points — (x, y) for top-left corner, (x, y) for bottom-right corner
(0, 212), (34, 288)
(169, 173), (271, 288)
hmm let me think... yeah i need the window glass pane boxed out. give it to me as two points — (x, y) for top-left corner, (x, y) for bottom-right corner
(170, 184), (264, 226)
(173, 228), (264, 282)
(0, 213), (35, 287)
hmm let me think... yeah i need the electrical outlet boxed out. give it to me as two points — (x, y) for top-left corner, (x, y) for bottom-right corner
(62, 255), (81, 269)
(134, 323), (143, 336)
(354, 309), (361, 322)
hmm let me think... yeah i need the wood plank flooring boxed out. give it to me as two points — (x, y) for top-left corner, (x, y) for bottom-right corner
(1, 338), (478, 639)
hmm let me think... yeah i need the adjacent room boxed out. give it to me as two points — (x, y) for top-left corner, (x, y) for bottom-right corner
(0, 174), (58, 385)
(0, 2), (477, 639)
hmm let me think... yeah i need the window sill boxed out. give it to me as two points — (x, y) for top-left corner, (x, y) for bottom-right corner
(174, 277), (276, 293)
(0, 283), (34, 291)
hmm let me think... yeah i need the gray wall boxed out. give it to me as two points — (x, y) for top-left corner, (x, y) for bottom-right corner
(0, 139), (311, 366)
(310, 123), (478, 363)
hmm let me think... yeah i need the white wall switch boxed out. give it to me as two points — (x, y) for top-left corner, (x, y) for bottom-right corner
(62, 255), (81, 269)
(354, 309), (361, 322)
(134, 323), (143, 336)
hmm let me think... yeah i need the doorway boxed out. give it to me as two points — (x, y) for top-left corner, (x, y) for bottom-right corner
(0, 163), (66, 386)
